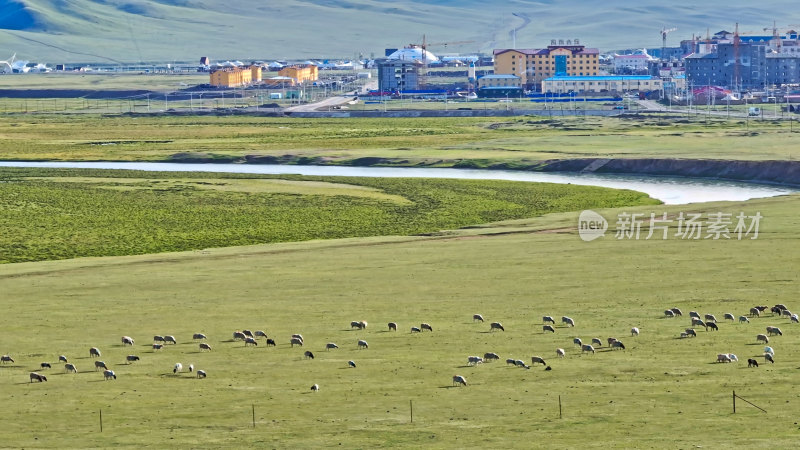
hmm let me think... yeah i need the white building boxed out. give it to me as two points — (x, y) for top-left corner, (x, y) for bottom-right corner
(613, 50), (653, 73)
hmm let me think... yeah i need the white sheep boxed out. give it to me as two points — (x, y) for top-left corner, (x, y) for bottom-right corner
(174, 363), (183, 373)
(531, 356), (546, 366)
(64, 363), (78, 373)
(543, 316), (555, 324)
(94, 361), (108, 371)
(452, 375), (467, 386)
(311, 383), (320, 392)
(89, 347), (101, 358)
(193, 333), (207, 340)
(727, 353), (739, 362)
(164, 335), (177, 345)
(421, 323), (433, 332)
(562, 316), (575, 327)
(1, 355), (14, 364)
(326, 343), (339, 351)
(631, 327), (640, 337)
(188, 364), (194, 373)
(723, 313), (735, 321)
(357, 339), (369, 349)
(556, 348), (565, 358)
(468, 356), (483, 366)
(197, 370), (207, 378)
(591, 338), (603, 347)
(739, 316), (750, 324)
(490, 322), (504, 332)
(717, 354), (732, 363)
(103, 369), (117, 380)
(58, 355), (68, 363)
(756, 334), (769, 344)
(473, 314), (484, 322)
(348, 360), (356, 368)
(581, 344), (595, 354)
(121, 336), (134, 346)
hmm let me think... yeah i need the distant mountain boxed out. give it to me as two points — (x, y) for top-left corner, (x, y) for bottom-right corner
(0, 0), (798, 64)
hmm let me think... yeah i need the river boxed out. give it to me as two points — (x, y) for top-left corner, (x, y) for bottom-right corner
(0, 161), (795, 205)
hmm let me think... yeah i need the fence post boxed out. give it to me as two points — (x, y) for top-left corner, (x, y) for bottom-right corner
(99, 409), (103, 432)
(559, 395), (562, 419)
(733, 390), (736, 414)
(252, 404), (255, 428)
(410, 400), (413, 423)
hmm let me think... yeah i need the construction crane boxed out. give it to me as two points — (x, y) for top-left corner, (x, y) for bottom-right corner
(733, 23), (741, 93)
(408, 35), (475, 88)
(660, 27), (677, 62)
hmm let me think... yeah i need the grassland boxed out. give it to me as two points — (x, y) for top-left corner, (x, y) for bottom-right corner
(0, 115), (798, 165)
(0, 192), (798, 447)
(0, 167), (658, 263)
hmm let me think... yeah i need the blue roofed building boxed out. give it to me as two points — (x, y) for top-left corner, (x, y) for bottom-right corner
(542, 75), (662, 95)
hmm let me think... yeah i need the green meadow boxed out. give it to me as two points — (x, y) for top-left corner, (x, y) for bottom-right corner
(0, 193), (798, 447)
(0, 168), (657, 263)
(0, 114), (798, 164)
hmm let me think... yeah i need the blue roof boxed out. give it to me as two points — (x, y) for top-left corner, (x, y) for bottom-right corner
(545, 75), (657, 81)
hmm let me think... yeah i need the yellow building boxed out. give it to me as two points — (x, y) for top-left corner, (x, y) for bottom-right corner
(494, 41), (599, 89)
(278, 64), (318, 84)
(209, 65), (262, 87)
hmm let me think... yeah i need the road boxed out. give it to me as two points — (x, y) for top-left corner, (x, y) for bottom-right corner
(284, 80), (378, 113)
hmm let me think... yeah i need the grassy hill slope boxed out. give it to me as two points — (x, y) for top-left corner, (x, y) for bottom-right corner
(0, 0), (799, 63)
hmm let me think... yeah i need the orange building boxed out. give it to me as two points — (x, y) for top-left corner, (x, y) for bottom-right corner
(210, 65), (262, 87)
(278, 64), (318, 84)
(493, 40), (599, 89)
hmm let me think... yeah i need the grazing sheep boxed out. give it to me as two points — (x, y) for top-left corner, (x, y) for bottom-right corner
(771, 306), (783, 315)
(611, 341), (626, 350)
(348, 360), (357, 368)
(728, 354), (739, 362)
(164, 335), (177, 345)
(357, 321), (368, 330)
(188, 364), (194, 373)
(764, 353), (775, 363)
(562, 316), (575, 327)
(193, 333), (207, 340)
(556, 348), (565, 358)
(197, 370), (207, 378)
(573, 337), (582, 347)
(747, 358), (759, 367)
(126, 355), (140, 363)
(174, 363), (183, 373)
(581, 344), (595, 354)
(591, 338), (603, 347)
(766, 326), (783, 336)
(607, 337), (618, 346)
(121, 336), (134, 346)
(749, 307), (761, 317)
(290, 338), (304, 347)
(483, 352), (500, 362)
(707, 322), (719, 331)
(704, 314), (717, 323)
(775, 303), (788, 311)
(254, 331), (267, 338)
(685, 328), (697, 337)
(29, 372), (47, 383)
(631, 327), (640, 336)
(756, 334), (770, 344)
(89, 347), (101, 358)
(304, 351), (315, 360)
(756, 306), (769, 312)
(242, 330), (254, 338)
(292, 334), (304, 342)
(543, 325), (555, 333)
(689, 311), (700, 319)
(199, 343), (212, 351)
(357, 340), (369, 349)
(782, 310), (793, 318)
(473, 314), (484, 322)
(58, 355), (68, 363)
(489, 322), (504, 332)
(468, 356), (483, 366)
(791, 314), (799, 323)
(266, 339), (276, 347)
(723, 313), (735, 321)
(326, 343), (339, 351)
(64, 363), (77, 373)
(154, 335), (166, 344)
(350, 321), (361, 329)
(94, 361), (108, 371)
(680, 332), (689, 338)
(244, 337), (258, 346)
(506, 358), (517, 365)
(152, 344), (163, 350)
(543, 316), (555, 324)
(421, 323), (433, 332)
(410, 326), (421, 333)
(717, 354), (732, 363)
(691, 318), (706, 328)
(40, 362), (51, 369)
(103, 369), (116, 380)
(452, 375), (467, 387)
(311, 384), (319, 392)
(531, 356), (546, 366)
(671, 308), (683, 316)
(739, 316), (750, 324)
(764, 346), (774, 356)
(232, 331), (246, 341)
(388, 322), (397, 331)
(664, 309), (675, 318)
(514, 360), (529, 369)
